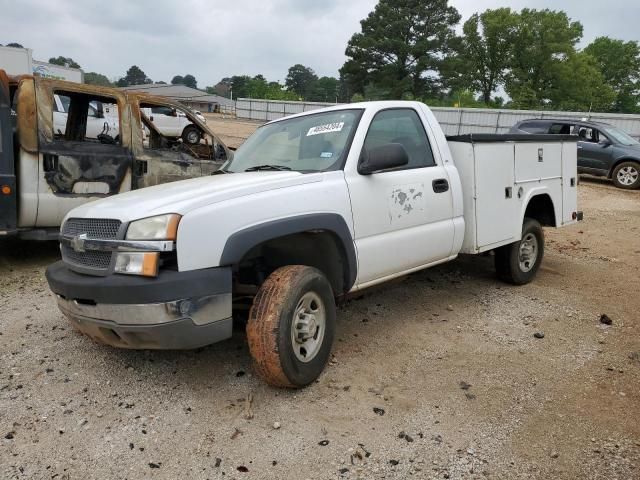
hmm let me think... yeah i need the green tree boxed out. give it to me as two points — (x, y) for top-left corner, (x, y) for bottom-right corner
(171, 75), (184, 85)
(584, 37), (640, 113)
(340, 0), (460, 99)
(209, 77), (232, 97)
(6, 42), (24, 48)
(230, 75), (253, 98)
(310, 76), (340, 102)
(183, 74), (197, 89)
(84, 72), (112, 87)
(458, 8), (518, 105)
(48, 56), (81, 69)
(506, 9), (583, 109)
(116, 65), (152, 87)
(285, 64), (318, 99)
(546, 52), (615, 111)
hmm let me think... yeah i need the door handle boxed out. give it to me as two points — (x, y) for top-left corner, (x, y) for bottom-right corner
(432, 178), (449, 193)
(43, 154), (59, 172)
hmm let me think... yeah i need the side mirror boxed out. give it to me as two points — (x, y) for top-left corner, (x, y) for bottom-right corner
(358, 143), (409, 175)
(170, 109), (178, 117)
(600, 138), (612, 147)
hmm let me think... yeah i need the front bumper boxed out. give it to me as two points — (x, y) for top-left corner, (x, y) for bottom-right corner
(46, 261), (233, 350)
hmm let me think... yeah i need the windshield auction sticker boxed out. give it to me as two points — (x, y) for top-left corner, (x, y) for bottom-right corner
(307, 122), (345, 136)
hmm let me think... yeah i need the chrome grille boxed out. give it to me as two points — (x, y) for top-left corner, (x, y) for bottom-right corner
(62, 218), (121, 239)
(62, 248), (113, 270)
(61, 218), (122, 272)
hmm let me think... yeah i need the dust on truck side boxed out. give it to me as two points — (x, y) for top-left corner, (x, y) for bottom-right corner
(45, 101), (583, 388)
(0, 69), (230, 240)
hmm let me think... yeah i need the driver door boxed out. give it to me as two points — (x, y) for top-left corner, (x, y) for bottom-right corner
(345, 107), (456, 286)
(576, 126), (613, 173)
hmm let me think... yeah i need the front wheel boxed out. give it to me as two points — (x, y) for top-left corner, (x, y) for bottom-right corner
(182, 125), (201, 145)
(246, 265), (336, 388)
(612, 161), (640, 190)
(495, 218), (544, 285)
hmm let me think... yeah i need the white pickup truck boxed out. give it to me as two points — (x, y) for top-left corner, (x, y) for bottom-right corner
(46, 101), (582, 387)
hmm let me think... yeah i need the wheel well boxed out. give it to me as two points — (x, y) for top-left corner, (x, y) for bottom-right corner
(608, 158), (640, 178)
(235, 230), (350, 294)
(182, 124), (199, 136)
(524, 194), (556, 227)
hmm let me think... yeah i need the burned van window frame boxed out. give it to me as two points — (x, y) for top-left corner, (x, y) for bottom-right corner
(52, 89), (122, 145)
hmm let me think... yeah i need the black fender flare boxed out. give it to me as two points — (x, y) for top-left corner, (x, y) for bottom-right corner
(219, 213), (357, 292)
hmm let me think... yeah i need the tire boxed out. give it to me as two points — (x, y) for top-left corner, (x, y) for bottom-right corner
(246, 265), (336, 388)
(182, 125), (201, 145)
(495, 218), (544, 285)
(611, 161), (640, 190)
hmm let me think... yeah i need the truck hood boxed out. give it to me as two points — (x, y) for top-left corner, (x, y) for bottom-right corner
(65, 172), (322, 223)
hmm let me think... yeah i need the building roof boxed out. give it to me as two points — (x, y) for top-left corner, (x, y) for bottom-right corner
(121, 83), (235, 107)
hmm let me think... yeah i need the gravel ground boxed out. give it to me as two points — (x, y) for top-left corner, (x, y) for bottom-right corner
(204, 114), (260, 149)
(1, 178), (639, 480)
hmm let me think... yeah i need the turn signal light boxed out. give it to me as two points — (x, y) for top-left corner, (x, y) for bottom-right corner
(1, 185), (11, 195)
(114, 252), (159, 277)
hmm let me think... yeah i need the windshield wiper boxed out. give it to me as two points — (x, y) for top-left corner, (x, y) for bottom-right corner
(244, 164), (292, 172)
(212, 168), (229, 175)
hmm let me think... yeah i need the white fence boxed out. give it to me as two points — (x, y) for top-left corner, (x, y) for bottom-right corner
(236, 98), (640, 139)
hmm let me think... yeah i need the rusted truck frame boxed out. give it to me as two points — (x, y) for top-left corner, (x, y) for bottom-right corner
(0, 70), (230, 239)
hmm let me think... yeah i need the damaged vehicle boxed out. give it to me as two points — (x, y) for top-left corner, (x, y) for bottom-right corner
(45, 101), (583, 388)
(0, 69), (230, 240)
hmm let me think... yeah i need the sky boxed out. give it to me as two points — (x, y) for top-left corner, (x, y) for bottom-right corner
(0, 0), (638, 88)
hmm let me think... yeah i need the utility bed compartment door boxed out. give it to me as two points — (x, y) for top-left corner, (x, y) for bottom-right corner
(475, 143), (518, 248)
(514, 143), (562, 182)
(561, 142), (578, 225)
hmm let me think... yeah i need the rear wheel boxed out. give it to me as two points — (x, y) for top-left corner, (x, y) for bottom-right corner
(246, 265), (335, 388)
(612, 161), (640, 189)
(495, 218), (544, 285)
(182, 125), (201, 145)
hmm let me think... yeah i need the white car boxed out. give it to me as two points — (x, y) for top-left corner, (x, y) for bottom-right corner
(53, 94), (119, 140)
(141, 105), (202, 144)
(46, 101), (582, 387)
(192, 110), (207, 124)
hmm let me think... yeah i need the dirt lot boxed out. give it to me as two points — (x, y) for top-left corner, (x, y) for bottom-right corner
(204, 114), (259, 149)
(1, 174), (639, 479)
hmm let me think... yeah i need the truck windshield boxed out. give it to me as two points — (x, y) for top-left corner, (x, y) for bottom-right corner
(602, 126), (639, 146)
(224, 109), (363, 173)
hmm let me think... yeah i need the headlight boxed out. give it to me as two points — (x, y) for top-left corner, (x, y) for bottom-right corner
(126, 214), (181, 240)
(115, 252), (159, 277)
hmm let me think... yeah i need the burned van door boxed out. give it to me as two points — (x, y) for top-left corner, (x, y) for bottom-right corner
(36, 142), (134, 226)
(134, 145), (204, 189)
(34, 83), (134, 227)
(134, 106), (203, 189)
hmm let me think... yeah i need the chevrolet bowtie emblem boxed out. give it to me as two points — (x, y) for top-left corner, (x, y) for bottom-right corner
(70, 233), (88, 253)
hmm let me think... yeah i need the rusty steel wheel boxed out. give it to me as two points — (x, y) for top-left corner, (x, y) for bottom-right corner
(246, 265), (335, 388)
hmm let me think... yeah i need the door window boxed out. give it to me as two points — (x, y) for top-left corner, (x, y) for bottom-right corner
(52, 90), (119, 143)
(575, 126), (599, 143)
(150, 106), (176, 117)
(139, 102), (227, 161)
(518, 122), (549, 134)
(362, 109), (435, 169)
(549, 123), (573, 135)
